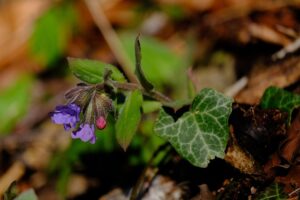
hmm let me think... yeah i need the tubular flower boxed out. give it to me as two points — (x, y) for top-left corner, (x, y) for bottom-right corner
(93, 93), (113, 130)
(72, 124), (96, 144)
(50, 84), (114, 144)
(50, 104), (80, 131)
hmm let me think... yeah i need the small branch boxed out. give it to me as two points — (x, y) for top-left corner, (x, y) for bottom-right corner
(146, 90), (172, 103)
(272, 38), (300, 60)
(107, 80), (142, 91)
(289, 187), (300, 197)
(224, 76), (248, 97)
(84, 0), (139, 84)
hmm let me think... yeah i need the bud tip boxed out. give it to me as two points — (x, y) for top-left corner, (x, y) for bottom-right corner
(96, 116), (106, 130)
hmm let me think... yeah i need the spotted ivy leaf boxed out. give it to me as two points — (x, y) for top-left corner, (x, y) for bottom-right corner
(154, 88), (233, 168)
(260, 86), (300, 123)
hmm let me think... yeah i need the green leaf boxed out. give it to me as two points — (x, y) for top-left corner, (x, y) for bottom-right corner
(154, 88), (233, 167)
(255, 183), (287, 200)
(142, 101), (162, 114)
(116, 90), (143, 151)
(30, 3), (76, 66)
(0, 76), (33, 134)
(260, 86), (300, 122)
(14, 189), (38, 200)
(130, 117), (165, 165)
(68, 58), (126, 84)
(135, 35), (154, 91)
(120, 32), (187, 90)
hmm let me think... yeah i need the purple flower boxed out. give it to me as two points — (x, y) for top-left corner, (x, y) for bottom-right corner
(50, 104), (80, 131)
(72, 124), (96, 144)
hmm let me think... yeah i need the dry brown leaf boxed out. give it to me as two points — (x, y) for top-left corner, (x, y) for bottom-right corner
(21, 122), (70, 170)
(280, 113), (300, 163)
(0, 0), (49, 70)
(156, 0), (214, 11)
(0, 122), (70, 196)
(235, 57), (300, 104)
(200, 4), (300, 46)
(203, 0), (300, 25)
(248, 23), (291, 46)
(225, 140), (259, 175)
(264, 112), (300, 194)
(191, 184), (215, 200)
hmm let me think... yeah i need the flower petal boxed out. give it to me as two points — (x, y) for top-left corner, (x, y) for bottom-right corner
(72, 124), (96, 144)
(50, 104), (81, 130)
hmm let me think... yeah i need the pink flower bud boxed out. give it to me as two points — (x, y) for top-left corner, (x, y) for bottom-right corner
(96, 116), (106, 130)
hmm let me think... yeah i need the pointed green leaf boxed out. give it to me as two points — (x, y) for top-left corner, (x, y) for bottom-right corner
(120, 33), (187, 89)
(256, 183), (287, 200)
(116, 90), (143, 150)
(154, 88), (233, 167)
(260, 86), (300, 122)
(135, 35), (154, 91)
(14, 189), (38, 200)
(68, 58), (126, 84)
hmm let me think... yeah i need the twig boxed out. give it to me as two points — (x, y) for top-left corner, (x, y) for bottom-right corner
(107, 80), (172, 103)
(0, 161), (25, 196)
(272, 38), (300, 60)
(84, 0), (139, 84)
(147, 90), (172, 103)
(224, 76), (248, 97)
(289, 187), (300, 197)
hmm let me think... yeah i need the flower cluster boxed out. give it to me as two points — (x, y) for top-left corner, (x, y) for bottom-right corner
(50, 84), (113, 144)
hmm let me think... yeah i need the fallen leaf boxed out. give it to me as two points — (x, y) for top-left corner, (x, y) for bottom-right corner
(264, 112), (300, 194)
(235, 57), (300, 104)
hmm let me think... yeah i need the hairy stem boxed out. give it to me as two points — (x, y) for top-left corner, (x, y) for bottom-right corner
(107, 80), (172, 104)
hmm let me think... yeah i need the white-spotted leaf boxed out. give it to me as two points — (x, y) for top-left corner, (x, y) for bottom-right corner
(154, 88), (233, 167)
(260, 86), (300, 123)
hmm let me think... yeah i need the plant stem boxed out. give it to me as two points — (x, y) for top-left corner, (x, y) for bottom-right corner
(107, 80), (172, 104)
(84, 0), (139, 84)
(129, 143), (171, 200)
(85, 0), (173, 104)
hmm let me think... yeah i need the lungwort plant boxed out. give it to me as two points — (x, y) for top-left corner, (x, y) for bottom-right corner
(49, 36), (235, 168)
(50, 36), (236, 169)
